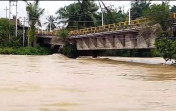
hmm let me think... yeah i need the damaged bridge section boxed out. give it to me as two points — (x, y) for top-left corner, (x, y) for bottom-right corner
(69, 27), (158, 50)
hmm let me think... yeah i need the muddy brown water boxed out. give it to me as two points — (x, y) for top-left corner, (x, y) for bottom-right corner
(0, 54), (176, 111)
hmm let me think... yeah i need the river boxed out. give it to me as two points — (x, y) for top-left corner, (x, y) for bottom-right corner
(0, 54), (176, 111)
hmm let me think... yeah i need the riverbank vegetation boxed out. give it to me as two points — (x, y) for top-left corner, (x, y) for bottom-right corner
(25, 0), (45, 46)
(0, 47), (51, 55)
(0, 0), (52, 55)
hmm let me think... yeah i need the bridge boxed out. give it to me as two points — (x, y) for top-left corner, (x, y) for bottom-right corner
(37, 13), (176, 51)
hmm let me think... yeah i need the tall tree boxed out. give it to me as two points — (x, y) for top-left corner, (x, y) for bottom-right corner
(55, 0), (99, 29)
(0, 18), (14, 46)
(131, 0), (151, 19)
(171, 5), (176, 13)
(96, 8), (127, 25)
(44, 15), (57, 31)
(25, 0), (45, 46)
(143, 2), (171, 31)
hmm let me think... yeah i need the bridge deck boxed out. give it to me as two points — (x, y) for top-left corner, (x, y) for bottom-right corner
(70, 27), (142, 39)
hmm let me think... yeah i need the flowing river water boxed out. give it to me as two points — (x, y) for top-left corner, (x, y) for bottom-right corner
(0, 54), (176, 111)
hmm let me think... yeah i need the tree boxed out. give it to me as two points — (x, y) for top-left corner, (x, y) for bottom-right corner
(131, 0), (151, 19)
(0, 18), (14, 46)
(25, 0), (45, 46)
(44, 15), (57, 31)
(155, 37), (176, 63)
(171, 5), (176, 13)
(143, 2), (171, 31)
(96, 8), (127, 25)
(55, 0), (99, 29)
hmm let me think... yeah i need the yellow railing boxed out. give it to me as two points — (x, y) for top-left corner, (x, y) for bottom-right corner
(173, 13), (176, 19)
(69, 18), (149, 36)
(37, 13), (176, 36)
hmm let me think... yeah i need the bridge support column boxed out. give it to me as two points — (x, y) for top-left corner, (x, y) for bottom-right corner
(105, 35), (115, 49)
(115, 35), (125, 49)
(125, 33), (136, 49)
(148, 33), (156, 48)
(82, 38), (90, 50)
(97, 37), (105, 49)
(89, 38), (97, 49)
(76, 39), (83, 50)
(137, 35), (148, 48)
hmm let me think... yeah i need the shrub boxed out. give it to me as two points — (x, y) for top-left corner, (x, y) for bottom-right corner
(155, 37), (176, 62)
(0, 47), (51, 55)
(57, 29), (69, 41)
(60, 43), (79, 58)
(0, 18), (14, 46)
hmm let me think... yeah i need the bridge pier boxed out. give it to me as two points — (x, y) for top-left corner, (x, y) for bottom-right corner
(125, 33), (137, 49)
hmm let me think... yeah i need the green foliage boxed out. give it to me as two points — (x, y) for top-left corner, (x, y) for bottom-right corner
(0, 18), (14, 46)
(155, 37), (176, 62)
(96, 9), (127, 25)
(57, 29), (69, 41)
(8, 36), (22, 48)
(25, 0), (44, 46)
(171, 5), (176, 13)
(56, 1), (99, 29)
(0, 47), (51, 55)
(28, 28), (36, 46)
(60, 43), (79, 58)
(44, 15), (57, 31)
(131, 0), (150, 19)
(143, 2), (171, 31)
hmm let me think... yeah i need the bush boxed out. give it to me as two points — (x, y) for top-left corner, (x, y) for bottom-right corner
(60, 43), (79, 58)
(155, 37), (176, 62)
(8, 36), (22, 48)
(0, 18), (14, 46)
(57, 29), (69, 41)
(0, 47), (51, 55)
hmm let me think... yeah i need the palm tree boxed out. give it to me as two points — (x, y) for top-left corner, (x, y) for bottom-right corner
(44, 15), (57, 32)
(25, 0), (45, 46)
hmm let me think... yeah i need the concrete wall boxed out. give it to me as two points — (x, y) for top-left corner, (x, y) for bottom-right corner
(73, 31), (157, 50)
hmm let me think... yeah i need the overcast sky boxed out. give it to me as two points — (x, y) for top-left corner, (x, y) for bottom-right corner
(0, 1), (175, 29)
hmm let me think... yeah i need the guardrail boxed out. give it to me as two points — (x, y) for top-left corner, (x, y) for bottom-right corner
(69, 18), (149, 36)
(37, 13), (176, 37)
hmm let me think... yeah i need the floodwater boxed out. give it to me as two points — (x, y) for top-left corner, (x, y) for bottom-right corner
(0, 54), (176, 111)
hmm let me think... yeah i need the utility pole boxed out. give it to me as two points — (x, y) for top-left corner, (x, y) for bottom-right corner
(9, 1), (11, 20)
(22, 17), (28, 46)
(128, 2), (131, 25)
(9, 0), (18, 37)
(28, 20), (30, 46)
(98, 1), (104, 26)
(4, 7), (9, 18)
(9, 0), (11, 41)
(50, 22), (51, 32)
(15, 0), (18, 37)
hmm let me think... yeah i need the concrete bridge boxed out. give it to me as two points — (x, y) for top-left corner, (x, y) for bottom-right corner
(37, 19), (158, 50)
(69, 26), (158, 50)
(37, 13), (176, 50)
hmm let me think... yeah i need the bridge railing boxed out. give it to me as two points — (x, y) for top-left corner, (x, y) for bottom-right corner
(69, 18), (149, 36)
(37, 31), (57, 36)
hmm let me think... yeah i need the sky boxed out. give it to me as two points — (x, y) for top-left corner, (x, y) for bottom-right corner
(0, 1), (175, 29)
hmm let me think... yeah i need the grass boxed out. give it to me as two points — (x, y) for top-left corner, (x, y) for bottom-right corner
(0, 47), (51, 55)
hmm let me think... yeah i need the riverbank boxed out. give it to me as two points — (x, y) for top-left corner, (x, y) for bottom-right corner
(0, 47), (51, 55)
